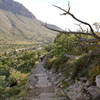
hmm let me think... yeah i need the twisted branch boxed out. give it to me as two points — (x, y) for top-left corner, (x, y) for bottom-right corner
(52, 4), (100, 41)
(45, 24), (92, 36)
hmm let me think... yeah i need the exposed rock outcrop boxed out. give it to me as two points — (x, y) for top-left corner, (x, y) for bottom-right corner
(67, 80), (91, 100)
(88, 86), (100, 100)
(67, 77), (100, 100)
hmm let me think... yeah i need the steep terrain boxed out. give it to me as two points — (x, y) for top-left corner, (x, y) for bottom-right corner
(44, 33), (100, 100)
(24, 61), (57, 100)
(0, 0), (58, 46)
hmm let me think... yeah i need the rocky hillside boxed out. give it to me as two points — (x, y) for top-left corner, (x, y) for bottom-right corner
(0, 0), (58, 45)
(44, 33), (100, 100)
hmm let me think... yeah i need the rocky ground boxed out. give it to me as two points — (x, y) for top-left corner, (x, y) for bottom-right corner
(24, 61), (58, 100)
(24, 60), (100, 100)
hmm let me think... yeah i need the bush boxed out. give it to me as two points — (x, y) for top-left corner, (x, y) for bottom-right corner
(89, 65), (100, 83)
(6, 87), (21, 96)
(0, 50), (38, 99)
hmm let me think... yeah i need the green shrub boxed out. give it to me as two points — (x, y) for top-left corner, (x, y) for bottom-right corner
(0, 50), (38, 99)
(6, 87), (21, 96)
(89, 65), (100, 83)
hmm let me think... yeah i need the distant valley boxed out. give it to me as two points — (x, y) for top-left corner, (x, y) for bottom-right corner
(0, 0), (59, 52)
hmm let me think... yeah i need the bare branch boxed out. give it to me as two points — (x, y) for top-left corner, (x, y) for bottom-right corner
(75, 24), (84, 32)
(74, 34), (82, 39)
(64, 54), (77, 59)
(77, 38), (99, 43)
(68, 1), (71, 13)
(44, 24), (93, 36)
(78, 44), (100, 48)
(53, 5), (100, 41)
(86, 28), (89, 33)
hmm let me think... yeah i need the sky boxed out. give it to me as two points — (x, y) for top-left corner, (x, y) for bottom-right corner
(14, 0), (100, 30)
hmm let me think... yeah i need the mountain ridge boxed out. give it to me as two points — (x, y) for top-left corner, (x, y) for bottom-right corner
(0, 0), (59, 47)
(0, 0), (35, 18)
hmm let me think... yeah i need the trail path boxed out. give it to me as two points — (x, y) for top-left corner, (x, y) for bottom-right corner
(24, 61), (57, 100)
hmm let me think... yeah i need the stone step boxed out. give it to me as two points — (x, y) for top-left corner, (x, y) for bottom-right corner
(24, 62), (57, 100)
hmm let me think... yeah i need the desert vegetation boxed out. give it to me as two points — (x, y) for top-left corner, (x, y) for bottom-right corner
(0, 0), (100, 100)
(43, 3), (100, 99)
(0, 50), (40, 100)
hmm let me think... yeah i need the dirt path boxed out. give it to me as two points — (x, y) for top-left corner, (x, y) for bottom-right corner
(24, 61), (57, 100)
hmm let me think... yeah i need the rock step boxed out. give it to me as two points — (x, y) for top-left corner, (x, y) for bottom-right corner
(24, 62), (57, 100)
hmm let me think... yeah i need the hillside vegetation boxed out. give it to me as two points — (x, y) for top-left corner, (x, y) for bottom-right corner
(0, 50), (40, 100)
(1, 0), (100, 100)
(0, 9), (56, 43)
(44, 33), (100, 98)
(0, 0), (58, 52)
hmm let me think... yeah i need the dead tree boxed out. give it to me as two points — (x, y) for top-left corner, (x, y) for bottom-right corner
(44, 2), (100, 49)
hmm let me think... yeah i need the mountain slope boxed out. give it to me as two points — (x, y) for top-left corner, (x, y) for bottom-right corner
(0, 0), (35, 18)
(0, 0), (57, 45)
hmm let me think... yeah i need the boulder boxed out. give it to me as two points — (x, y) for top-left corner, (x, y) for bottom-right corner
(67, 81), (91, 100)
(88, 86), (100, 100)
(66, 75), (100, 100)
(96, 74), (100, 88)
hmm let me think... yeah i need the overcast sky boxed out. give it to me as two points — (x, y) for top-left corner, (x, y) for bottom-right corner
(14, 0), (100, 30)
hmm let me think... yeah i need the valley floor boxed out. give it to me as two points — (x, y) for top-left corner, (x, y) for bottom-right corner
(24, 61), (57, 100)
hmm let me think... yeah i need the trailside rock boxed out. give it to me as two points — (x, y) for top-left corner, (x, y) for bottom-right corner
(67, 79), (100, 100)
(67, 80), (91, 100)
(88, 86), (100, 100)
(96, 74), (100, 88)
